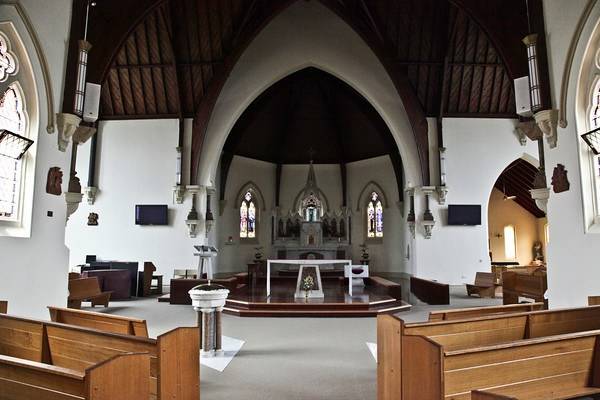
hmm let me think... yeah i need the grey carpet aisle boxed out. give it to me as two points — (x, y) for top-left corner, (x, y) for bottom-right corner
(94, 286), (501, 400)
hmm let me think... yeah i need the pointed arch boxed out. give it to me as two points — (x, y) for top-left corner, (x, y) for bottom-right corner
(356, 181), (388, 212)
(234, 181), (266, 212)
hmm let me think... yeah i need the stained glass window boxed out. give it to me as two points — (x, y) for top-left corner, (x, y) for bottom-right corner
(590, 79), (600, 213)
(0, 33), (17, 82)
(240, 191), (256, 239)
(367, 191), (383, 238)
(0, 85), (25, 219)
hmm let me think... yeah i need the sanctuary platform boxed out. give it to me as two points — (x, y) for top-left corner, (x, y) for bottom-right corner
(222, 274), (411, 317)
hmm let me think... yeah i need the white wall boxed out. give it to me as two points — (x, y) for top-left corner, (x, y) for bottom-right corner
(65, 119), (200, 278)
(413, 118), (538, 285)
(542, 0), (600, 307)
(0, 1), (72, 318)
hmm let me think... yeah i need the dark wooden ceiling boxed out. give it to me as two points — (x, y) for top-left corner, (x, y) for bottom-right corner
(63, 0), (548, 183)
(494, 159), (545, 218)
(224, 67), (395, 164)
(98, 0), (515, 120)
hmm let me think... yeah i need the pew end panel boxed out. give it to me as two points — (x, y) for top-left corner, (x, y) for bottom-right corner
(158, 326), (200, 400)
(85, 352), (151, 400)
(401, 334), (443, 400)
(0, 301), (7, 314)
(377, 314), (403, 400)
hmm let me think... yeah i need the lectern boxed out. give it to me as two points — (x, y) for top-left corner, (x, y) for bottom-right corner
(193, 245), (218, 280)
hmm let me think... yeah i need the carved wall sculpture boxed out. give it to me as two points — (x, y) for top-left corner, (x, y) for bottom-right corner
(46, 167), (63, 196)
(551, 164), (570, 193)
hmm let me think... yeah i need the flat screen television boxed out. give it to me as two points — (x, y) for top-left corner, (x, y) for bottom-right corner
(135, 205), (168, 225)
(447, 204), (481, 226)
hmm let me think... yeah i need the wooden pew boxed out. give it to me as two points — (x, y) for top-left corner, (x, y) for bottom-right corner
(428, 302), (545, 322)
(68, 277), (112, 309)
(0, 352), (150, 400)
(403, 330), (600, 400)
(589, 296), (600, 306)
(466, 272), (496, 298)
(378, 305), (600, 400)
(48, 306), (149, 337)
(0, 313), (199, 400)
(410, 276), (449, 305)
(502, 270), (547, 305)
(0, 300), (6, 314)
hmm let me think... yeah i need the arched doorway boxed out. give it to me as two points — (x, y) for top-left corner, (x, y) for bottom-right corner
(488, 158), (547, 266)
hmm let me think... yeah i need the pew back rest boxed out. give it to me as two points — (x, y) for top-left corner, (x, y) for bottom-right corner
(68, 277), (105, 300)
(0, 316), (44, 361)
(428, 302), (545, 322)
(473, 272), (495, 288)
(441, 331), (600, 400)
(0, 300), (6, 314)
(405, 315), (528, 351)
(527, 306), (600, 338)
(48, 306), (149, 337)
(503, 271), (547, 295)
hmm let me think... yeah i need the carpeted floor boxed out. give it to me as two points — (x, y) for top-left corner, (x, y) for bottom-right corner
(94, 286), (501, 400)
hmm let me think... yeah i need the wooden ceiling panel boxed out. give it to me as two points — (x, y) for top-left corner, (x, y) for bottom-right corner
(98, 0), (517, 122)
(493, 159), (545, 218)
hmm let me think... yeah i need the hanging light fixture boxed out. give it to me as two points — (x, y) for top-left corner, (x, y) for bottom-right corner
(502, 179), (517, 201)
(0, 130), (34, 160)
(523, 33), (542, 113)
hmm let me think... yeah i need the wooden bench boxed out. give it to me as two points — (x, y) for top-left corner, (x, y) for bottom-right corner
(68, 277), (112, 309)
(410, 276), (449, 305)
(428, 302), (545, 322)
(0, 313), (199, 400)
(378, 305), (600, 400)
(366, 276), (403, 301)
(0, 352), (150, 400)
(502, 270), (547, 305)
(404, 329), (600, 400)
(48, 306), (149, 337)
(0, 300), (6, 314)
(466, 272), (496, 298)
(589, 296), (600, 306)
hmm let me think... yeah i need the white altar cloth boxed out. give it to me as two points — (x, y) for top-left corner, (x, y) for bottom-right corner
(266, 259), (352, 296)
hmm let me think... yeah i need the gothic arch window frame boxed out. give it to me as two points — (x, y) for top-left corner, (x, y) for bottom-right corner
(570, 11), (600, 234)
(234, 182), (265, 243)
(0, 20), (39, 238)
(357, 181), (388, 243)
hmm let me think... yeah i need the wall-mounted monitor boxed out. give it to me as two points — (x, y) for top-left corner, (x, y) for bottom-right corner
(447, 204), (481, 226)
(135, 205), (168, 225)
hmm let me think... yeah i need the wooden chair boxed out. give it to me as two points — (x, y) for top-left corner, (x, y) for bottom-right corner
(466, 272), (496, 298)
(0, 353), (150, 400)
(428, 302), (545, 322)
(68, 277), (112, 309)
(141, 261), (156, 296)
(0, 300), (6, 314)
(0, 313), (199, 400)
(48, 306), (149, 337)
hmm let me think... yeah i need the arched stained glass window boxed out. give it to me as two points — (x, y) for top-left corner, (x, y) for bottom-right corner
(240, 191), (256, 239)
(0, 84), (25, 220)
(0, 33), (17, 82)
(367, 191), (383, 238)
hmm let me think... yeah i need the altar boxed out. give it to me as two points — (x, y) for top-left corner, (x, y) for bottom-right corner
(266, 259), (352, 296)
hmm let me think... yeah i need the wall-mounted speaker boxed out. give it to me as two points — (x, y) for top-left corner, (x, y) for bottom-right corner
(514, 76), (532, 117)
(83, 83), (101, 123)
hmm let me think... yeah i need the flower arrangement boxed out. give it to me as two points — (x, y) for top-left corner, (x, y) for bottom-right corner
(359, 243), (369, 260)
(254, 246), (264, 260)
(302, 275), (315, 300)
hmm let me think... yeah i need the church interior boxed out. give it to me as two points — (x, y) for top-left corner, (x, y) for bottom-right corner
(2, 0), (600, 399)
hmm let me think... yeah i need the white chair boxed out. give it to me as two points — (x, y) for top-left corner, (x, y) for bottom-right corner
(344, 265), (369, 296)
